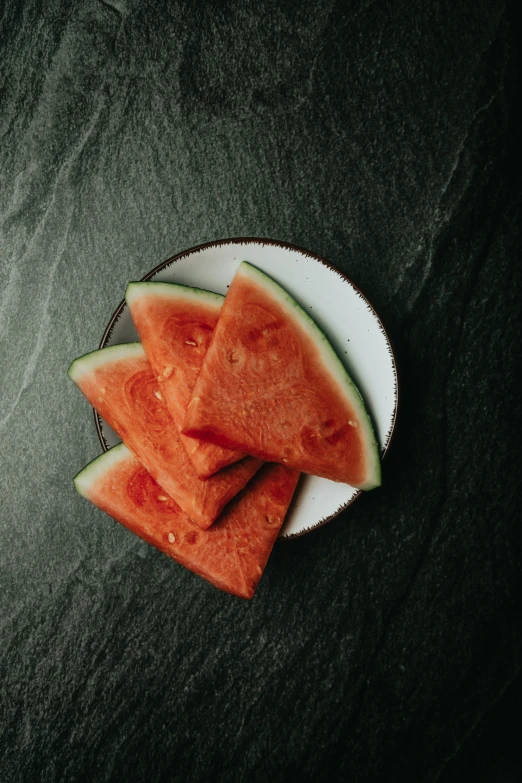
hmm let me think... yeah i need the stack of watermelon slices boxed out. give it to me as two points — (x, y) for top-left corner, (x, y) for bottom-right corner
(69, 262), (380, 599)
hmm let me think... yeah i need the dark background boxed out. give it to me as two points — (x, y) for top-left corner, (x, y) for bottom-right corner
(0, 1), (520, 781)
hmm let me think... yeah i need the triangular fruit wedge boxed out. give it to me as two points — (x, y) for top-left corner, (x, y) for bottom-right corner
(74, 443), (300, 599)
(126, 282), (244, 478)
(68, 344), (262, 528)
(183, 262), (381, 489)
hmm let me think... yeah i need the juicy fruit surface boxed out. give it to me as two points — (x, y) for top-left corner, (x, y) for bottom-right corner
(76, 444), (300, 599)
(183, 263), (381, 489)
(68, 344), (262, 528)
(127, 283), (244, 478)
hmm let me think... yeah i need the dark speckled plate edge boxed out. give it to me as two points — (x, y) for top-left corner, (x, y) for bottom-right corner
(94, 236), (399, 540)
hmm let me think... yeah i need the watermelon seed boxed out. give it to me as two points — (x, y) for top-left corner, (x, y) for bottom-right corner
(154, 390), (163, 400)
(168, 533), (175, 543)
(185, 340), (197, 346)
(349, 420), (358, 427)
(158, 495), (168, 501)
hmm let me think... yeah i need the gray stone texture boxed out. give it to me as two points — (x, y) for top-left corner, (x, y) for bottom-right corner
(0, 1), (520, 781)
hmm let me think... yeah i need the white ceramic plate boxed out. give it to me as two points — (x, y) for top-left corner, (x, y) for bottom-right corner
(96, 238), (398, 538)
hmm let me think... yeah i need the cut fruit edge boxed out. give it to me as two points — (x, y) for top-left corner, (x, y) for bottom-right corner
(184, 261), (382, 490)
(74, 442), (129, 496)
(68, 341), (263, 528)
(126, 280), (225, 308)
(125, 280), (246, 478)
(73, 444), (301, 598)
(68, 342), (144, 383)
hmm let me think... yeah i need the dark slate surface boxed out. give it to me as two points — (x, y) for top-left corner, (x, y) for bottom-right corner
(0, 1), (520, 781)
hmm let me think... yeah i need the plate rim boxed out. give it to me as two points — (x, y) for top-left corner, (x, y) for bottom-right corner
(94, 236), (399, 539)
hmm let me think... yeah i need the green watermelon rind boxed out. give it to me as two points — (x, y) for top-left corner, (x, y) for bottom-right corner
(67, 342), (145, 384)
(239, 262), (381, 490)
(74, 442), (130, 498)
(126, 281), (224, 309)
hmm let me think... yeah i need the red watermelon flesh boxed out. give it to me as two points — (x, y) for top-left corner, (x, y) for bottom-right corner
(183, 262), (381, 489)
(68, 343), (262, 529)
(74, 443), (300, 599)
(126, 282), (244, 478)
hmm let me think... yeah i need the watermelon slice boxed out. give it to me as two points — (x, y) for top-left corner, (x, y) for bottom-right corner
(68, 344), (262, 529)
(183, 262), (381, 489)
(74, 443), (300, 599)
(125, 282), (243, 478)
